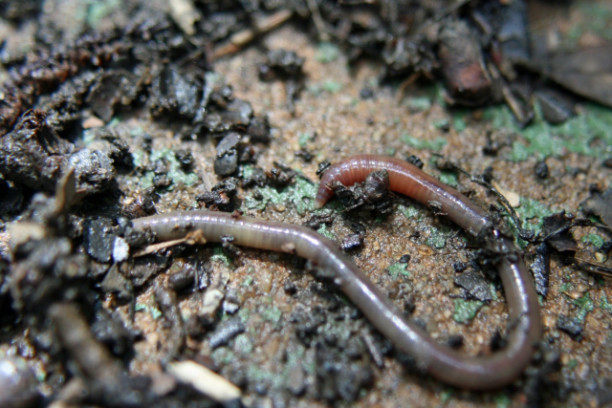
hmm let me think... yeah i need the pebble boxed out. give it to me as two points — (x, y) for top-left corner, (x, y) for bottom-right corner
(557, 315), (583, 340)
(200, 288), (224, 321)
(209, 317), (245, 348)
(0, 357), (40, 408)
(67, 149), (115, 194)
(112, 236), (130, 263)
(100, 264), (132, 302)
(214, 151), (238, 176)
(286, 361), (306, 396)
(83, 217), (116, 263)
(216, 132), (241, 156)
(454, 271), (493, 301)
(534, 160), (549, 179)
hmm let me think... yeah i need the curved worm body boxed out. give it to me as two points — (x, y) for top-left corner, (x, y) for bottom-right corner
(131, 155), (541, 390)
(317, 154), (541, 386)
(317, 155), (489, 236)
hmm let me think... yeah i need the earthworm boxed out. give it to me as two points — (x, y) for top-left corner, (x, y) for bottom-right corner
(317, 154), (541, 388)
(131, 154), (541, 390)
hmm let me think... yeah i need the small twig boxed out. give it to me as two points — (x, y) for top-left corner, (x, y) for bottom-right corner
(133, 230), (207, 257)
(132, 237), (189, 257)
(306, 0), (330, 41)
(487, 62), (533, 126)
(167, 0), (201, 36)
(212, 9), (293, 60)
(396, 72), (422, 103)
(574, 258), (612, 278)
(433, 155), (535, 241)
(167, 360), (241, 403)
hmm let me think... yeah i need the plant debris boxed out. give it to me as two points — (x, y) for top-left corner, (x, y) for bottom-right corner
(454, 270), (494, 302)
(581, 188), (612, 229)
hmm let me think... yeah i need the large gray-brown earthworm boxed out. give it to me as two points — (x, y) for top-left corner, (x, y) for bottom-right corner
(131, 154), (541, 390)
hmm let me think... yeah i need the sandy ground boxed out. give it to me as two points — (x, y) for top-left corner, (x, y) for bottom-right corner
(116, 23), (611, 408)
(1, 1), (611, 407)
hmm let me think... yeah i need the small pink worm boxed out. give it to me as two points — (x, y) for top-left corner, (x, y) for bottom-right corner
(316, 154), (541, 388)
(132, 155), (541, 390)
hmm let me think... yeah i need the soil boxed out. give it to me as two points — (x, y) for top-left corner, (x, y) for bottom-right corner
(0, 1), (610, 407)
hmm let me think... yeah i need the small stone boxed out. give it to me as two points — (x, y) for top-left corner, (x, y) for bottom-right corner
(131, 255), (169, 287)
(447, 334), (464, 349)
(100, 265), (132, 302)
(68, 149), (115, 195)
(247, 117), (271, 143)
(174, 149), (194, 171)
(223, 300), (240, 315)
(0, 357), (40, 408)
(493, 181), (520, 207)
(534, 161), (549, 179)
(112, 236), (130, 263)
(200, 288), (224, 321)
(535, 90), (574, 125)
(152, 174), (172, 189)
(227, 99), (253, 126)
(168, 263), (197, 293)
(286, 362), (305, 396)
(341, 234), (363, 251)
(359, 87), (374, 100)
(216, 132), (241, 156)
(214, 151), (238, 176)
(148, 66), (202, 119)
(557, 315), (583, 340)
(405, 155), (423, 169)
(454, 271), (493, 301)
(209, 317), (245, 348)
(83, 217), (116, 263)
(87, 70), (140, 122)
(530, 243), (550, 297)
(82, 116), (105, 129)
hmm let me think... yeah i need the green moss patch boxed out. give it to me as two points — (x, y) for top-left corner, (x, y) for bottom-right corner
(452, 299), (484, 323)
(484, 103), (612, 162)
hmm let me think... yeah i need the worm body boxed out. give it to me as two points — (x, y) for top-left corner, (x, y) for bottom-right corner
(132, 155), (541, 390)
(317, 155), (489, 236)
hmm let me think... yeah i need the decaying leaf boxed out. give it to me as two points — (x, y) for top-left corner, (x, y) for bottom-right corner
(531, 46), (612, 108)
(581, 189), (612, 229)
